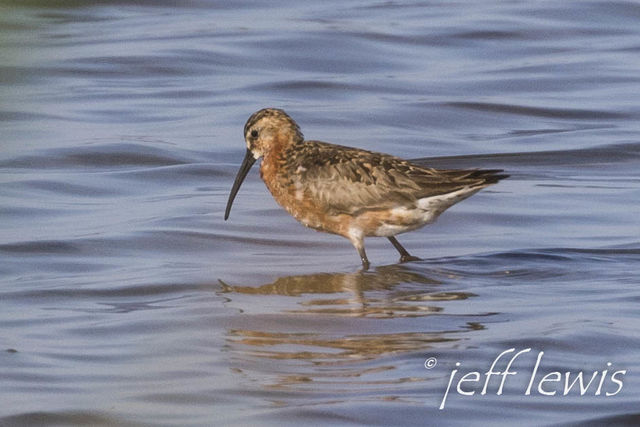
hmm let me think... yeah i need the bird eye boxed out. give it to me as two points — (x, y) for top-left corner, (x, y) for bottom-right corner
(250, 129), (258, 138)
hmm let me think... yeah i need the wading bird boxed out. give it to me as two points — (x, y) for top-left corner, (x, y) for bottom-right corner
(225, 108), (507, 269)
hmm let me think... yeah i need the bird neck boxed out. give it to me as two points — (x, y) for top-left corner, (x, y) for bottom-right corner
(263, 133), (301, 161)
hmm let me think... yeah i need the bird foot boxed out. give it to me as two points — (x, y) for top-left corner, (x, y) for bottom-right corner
(399, 255), (421, 263)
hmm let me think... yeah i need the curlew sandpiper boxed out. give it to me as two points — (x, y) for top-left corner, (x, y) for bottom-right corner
(225, 108), (508, 269)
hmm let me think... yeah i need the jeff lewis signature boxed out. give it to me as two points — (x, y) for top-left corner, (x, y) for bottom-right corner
(434, 348), (626, 410)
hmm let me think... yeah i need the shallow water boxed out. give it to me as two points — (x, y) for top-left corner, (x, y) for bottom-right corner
(1, 0), (639, 425)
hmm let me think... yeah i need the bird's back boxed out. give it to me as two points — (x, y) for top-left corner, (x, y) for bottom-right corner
(281, 140), (508, 216)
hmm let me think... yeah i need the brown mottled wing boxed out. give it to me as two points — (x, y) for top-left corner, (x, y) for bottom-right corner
(290, 141), (506, 215)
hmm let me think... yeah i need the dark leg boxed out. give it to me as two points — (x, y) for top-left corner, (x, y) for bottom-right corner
(348, 235), (370, 270)
(357, 246), (370, 270)
(387, 236), (421, 263)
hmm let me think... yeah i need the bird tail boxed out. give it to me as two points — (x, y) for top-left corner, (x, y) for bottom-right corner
(464, 169), (510, 185)
(441, 168), (509, 186)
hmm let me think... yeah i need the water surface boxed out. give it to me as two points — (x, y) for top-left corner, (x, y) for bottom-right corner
(1, 1), (639, 425)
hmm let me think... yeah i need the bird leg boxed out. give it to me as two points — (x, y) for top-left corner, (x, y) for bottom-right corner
(387, 236), (421, 263)
(348, 234), (370, 270)
(358, 248), (370, 270)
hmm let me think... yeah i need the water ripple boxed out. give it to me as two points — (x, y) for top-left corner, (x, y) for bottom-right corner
(1, 1), (639, 426)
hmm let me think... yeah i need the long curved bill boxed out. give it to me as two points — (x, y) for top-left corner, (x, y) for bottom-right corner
(224, 148), (256, 220)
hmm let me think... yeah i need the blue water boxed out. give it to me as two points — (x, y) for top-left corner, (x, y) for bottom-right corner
(1, 1), (639, 425)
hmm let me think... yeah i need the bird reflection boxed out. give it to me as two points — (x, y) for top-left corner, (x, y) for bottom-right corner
(219, 265), (488, 392)
(220, 264), (473, 318)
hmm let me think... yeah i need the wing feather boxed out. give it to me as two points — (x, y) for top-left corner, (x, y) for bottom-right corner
(284, 141), (507, 215)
